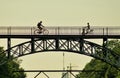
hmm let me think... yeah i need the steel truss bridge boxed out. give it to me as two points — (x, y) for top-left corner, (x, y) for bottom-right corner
(0, 26), (120, 78)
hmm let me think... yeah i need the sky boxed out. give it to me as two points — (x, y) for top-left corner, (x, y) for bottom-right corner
(0, 0), (120, 26)
(0, 0), (120, 78)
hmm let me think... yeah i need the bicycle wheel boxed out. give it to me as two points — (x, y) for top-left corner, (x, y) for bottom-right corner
(43, 29), (49, 35)
(34, 29), (41, 35)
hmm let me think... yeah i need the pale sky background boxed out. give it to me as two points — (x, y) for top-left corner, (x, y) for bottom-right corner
(0, 0), (120, 78)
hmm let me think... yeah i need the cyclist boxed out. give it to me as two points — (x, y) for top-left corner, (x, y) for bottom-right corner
(82, 22), (92, 35)
(86, 22), (90, 33)
(37, 21), (44, 33)
(87, 22), (90, 30)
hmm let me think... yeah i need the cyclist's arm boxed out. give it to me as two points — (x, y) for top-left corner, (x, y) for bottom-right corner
(40, 24), (44, 27)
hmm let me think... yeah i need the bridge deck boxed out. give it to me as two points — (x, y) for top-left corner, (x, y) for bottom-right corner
(0, 26), (120, 38)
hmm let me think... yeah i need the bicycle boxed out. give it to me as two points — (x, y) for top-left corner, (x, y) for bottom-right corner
(34, 27), (49, 35)
(82, 28), (93, 35)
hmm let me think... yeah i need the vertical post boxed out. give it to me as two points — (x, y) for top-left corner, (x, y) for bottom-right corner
(43, 39), (46, 50)
(56, 38), (59, 50)
(31, 27), (33, 35)
(9, 27), (11, 35)
(67, 39), (69, 50)
(7, 27), (11, 35)
(7, 38), (11, 59)
(7, 27), (9, 35)
(103, 37), (108, 56)
(80, 38), (84, 53)
(103, 28), (104, 35)
(55, 27), (58, 35)
(31, 37), (35, 53)
(70, 40), (72, 50)
(103, 37), (108, 48)
(70, 63), (72, 78)
(79, 28), (81, 35)
(106, 27), (108, 35)
(63, 52), (65, 70)
(58, 27), (60, 35)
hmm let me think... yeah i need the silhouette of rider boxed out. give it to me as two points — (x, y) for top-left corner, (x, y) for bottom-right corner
(37, 21), (44, 32)
(82, 22), (91, 35)
(87, 22), (90, 30)
(86, 22), (90, 33)
(82, 28), (85, 35)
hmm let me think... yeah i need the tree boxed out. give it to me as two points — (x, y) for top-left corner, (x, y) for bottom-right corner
(0, 47), (26, 78)
(76, 40), (120, 78)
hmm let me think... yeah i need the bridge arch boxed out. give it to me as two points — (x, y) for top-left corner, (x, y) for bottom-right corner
(3, 38), (120, 69)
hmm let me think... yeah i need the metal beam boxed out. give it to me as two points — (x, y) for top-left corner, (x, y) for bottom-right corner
(7, 38), (11, 59)
(31, 38), (35, 53)
(13, 70), (103, 72)
(55, 38), (59, 50)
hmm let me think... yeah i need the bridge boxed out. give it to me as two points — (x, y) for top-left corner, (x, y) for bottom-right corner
(0, 26), (120, 78)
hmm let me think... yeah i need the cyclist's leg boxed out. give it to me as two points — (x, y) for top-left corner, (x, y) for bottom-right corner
(37, 27), (42, 34)
(82, 28), (85, 35)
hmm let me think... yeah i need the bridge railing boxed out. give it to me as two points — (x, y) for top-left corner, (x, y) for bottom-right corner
(0, 26), (120, 35)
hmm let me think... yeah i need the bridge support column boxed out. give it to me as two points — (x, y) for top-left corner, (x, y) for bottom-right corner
(43, 39), (46, 50)
(56, 38), (59, 50)
(103, 38), (108, 47)
(80, 38), (84, 52)
(103, 38), (108, 56)
(7, 38), (11, 59)
(67, 39), (70, 50)
(31, 38), (35, 53)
